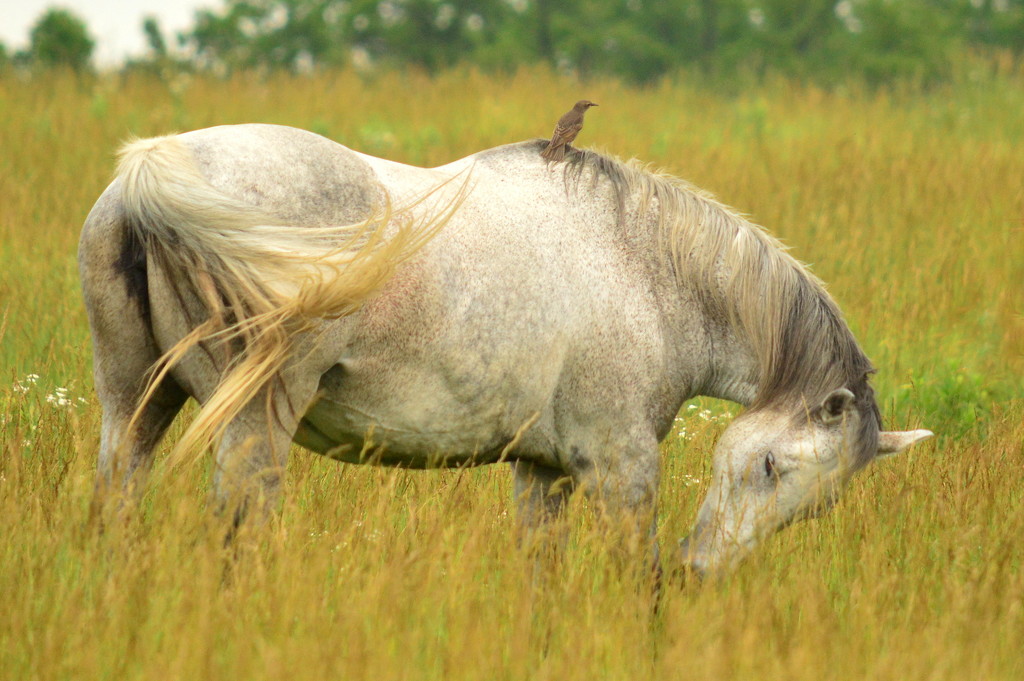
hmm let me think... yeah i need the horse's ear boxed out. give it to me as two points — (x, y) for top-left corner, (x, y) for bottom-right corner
(877, 429), (933, 458)
(816, 388), (855, 426)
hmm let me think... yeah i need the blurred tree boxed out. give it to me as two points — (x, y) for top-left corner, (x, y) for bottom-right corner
(519, 0), (711, 83)
(144, 16), (168, 58)
(28, 8), (95, 71)
(535, 0), (554, 61)
(181, 0), (523, 74)
(958, 0), (1024, 52)
(341, 0), (516, 71)
(841, 0), (958, 83)
(744, 0), (840, 74)
(164, 0), (1021, 85)
(185, 1), (290, 72)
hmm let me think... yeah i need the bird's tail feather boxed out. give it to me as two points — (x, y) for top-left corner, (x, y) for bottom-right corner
(541, 143), (565, 161)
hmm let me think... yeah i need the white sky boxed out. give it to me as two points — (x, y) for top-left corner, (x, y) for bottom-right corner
(1, 0), (217, 66)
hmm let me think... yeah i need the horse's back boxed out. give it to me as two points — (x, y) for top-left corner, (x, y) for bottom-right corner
(176, 124), (382, 225)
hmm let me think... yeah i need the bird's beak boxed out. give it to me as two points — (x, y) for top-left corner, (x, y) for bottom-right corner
(591, 103), (599, 106)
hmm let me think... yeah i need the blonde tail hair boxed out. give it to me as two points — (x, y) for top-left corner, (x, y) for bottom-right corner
(116, 134), (463, 468)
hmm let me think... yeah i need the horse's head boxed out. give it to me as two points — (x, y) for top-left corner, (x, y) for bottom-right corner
(680, 387), (932, 577)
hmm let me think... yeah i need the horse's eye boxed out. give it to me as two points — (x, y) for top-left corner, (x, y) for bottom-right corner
(765, 451), (776, 478)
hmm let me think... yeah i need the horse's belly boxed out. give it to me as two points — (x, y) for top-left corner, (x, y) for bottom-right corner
(292, 360), (547, 469)
(295, 401), (505, 468)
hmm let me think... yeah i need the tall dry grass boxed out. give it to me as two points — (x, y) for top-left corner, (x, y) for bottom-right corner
(1, 66), (1021, 680)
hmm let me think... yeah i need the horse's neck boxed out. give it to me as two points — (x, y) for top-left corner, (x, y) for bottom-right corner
(699, 318), (759, 406)
(606, 183), (762, 408)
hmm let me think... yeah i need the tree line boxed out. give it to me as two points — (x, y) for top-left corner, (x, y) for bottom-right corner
(6, 1), (1024, 84)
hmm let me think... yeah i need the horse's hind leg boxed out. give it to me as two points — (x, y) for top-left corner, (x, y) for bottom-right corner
(94, 376), (186, 501)
(80, 195), (187, 505)
(212, 369), (322, 532)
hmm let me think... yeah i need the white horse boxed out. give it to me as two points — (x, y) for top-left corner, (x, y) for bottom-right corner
(79, 124), (932, 576)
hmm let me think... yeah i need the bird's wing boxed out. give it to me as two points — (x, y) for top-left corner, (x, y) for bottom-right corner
(549, 119), (582, 146)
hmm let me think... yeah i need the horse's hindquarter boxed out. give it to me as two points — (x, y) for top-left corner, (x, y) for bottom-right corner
(302, 149), (698, 468)
(135, 124), (384, 398)
(179, 124), (383, 225)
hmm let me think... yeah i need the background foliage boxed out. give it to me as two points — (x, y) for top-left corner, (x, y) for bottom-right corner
(172, 0), (1024, 83)
(6, 1), (1024, 84)
(10, 8), (95, 71)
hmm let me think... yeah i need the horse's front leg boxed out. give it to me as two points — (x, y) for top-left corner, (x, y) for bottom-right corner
(512, 460), (575, 590)
(571, 437), (662, 579)
(512, 461), (574, 551)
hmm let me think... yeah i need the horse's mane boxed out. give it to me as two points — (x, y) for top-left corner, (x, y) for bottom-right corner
(534, 141), (880, 465)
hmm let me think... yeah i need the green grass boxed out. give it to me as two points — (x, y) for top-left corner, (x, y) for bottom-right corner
(1, 66), (1022, 680)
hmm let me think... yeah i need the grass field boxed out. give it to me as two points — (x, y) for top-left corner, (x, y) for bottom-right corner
(1, 66), (1022, 680)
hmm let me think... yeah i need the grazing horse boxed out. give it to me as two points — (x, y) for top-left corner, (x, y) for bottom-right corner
(79, 124), (931, 576)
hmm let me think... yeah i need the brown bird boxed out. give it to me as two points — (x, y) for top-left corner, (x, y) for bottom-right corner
(541, 100), (598, 162)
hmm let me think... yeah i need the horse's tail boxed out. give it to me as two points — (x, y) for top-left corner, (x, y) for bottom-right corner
(115, 134), (460, 466)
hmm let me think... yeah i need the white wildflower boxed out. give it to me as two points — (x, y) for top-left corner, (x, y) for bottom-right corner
(45, 393), (72, 408)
